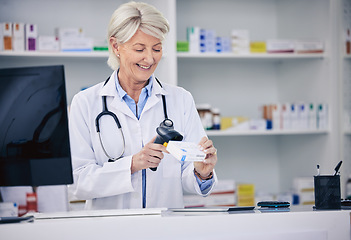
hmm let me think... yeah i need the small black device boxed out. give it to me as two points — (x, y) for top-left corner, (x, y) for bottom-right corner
(151, 119), (183, 171)
(257, 201), (290, 208)
(341, 199), (351, 206)
(341, 199), (351, 210)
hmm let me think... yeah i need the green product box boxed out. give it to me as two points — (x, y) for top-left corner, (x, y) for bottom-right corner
(177, 41), (189, 52)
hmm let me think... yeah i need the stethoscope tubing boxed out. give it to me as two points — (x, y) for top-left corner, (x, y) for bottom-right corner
(97, 129), (125, 161)
(96, 77), (167, 161)
(95, 96), (125, 161)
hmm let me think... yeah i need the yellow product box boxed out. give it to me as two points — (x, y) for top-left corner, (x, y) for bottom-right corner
(220, 117), (234, 130)
(293, 177), (315, 206)
(237, 183), (255, 195)
(220, 116), (249, 130)
(237, 183), (255, 206)
(237, 195), (255, 206)
(250, 41), (266, 53)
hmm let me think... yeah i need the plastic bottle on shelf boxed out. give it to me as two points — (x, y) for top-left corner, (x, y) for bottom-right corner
(212, 108), (221, 130)
(197, 104), (213, 130)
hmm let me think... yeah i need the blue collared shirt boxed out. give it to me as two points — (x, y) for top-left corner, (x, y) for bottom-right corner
(115, 73), (152, 120)
(114, 72), (213, 193)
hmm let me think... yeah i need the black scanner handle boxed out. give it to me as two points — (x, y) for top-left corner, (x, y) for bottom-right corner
(150, 126), (183, 171)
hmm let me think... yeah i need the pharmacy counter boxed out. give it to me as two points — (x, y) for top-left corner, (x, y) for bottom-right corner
(0, 206), (350, 240)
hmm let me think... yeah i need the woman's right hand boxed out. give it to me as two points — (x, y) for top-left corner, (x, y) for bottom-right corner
(131, 136), (168, 174)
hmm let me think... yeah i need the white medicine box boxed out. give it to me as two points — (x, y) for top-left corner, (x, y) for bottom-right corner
(1, 22), (13, 51)
(25, 24), (38, 51)
(12, 23), (25, 51)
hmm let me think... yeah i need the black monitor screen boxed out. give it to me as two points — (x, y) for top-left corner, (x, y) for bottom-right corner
(0, 65), (73, 186)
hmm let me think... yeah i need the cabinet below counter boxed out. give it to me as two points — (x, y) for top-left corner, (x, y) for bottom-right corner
(0, 207), (350, 240)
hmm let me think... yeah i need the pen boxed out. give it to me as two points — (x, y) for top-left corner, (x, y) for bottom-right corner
(334, 161), (342, 176)
(317, 164), (320, 176)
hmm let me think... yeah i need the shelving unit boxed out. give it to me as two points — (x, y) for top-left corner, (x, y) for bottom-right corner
(340, 0), (351, 195)
(176, 0), (341, 195)
(0, 0), (346, 197)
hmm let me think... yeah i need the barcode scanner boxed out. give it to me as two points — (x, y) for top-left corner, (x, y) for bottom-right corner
(150, 119), (183, 171)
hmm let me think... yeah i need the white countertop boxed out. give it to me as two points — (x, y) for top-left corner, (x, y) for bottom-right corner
(1, 206), (350, 240)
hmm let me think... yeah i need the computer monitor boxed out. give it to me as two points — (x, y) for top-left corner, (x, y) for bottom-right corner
(0, 65), (73, 187)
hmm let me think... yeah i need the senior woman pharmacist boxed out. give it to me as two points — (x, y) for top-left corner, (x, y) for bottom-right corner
(69, 1), (218, 210)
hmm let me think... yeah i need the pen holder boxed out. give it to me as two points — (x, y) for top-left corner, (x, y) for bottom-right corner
(314, 175), (341, 210)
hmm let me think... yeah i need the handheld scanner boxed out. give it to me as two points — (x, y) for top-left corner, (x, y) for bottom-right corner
(151, 119), (183, 171)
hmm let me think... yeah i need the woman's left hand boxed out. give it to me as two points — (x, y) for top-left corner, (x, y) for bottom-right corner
(194, 136), (218, 178)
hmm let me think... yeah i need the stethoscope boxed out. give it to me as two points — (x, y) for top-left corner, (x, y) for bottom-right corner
(95, 77), (171, 161)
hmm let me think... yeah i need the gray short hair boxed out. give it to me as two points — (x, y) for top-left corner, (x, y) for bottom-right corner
(107, 1), (170, 70)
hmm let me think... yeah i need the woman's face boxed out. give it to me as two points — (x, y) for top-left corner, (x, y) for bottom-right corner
(114, 29), (163, 84)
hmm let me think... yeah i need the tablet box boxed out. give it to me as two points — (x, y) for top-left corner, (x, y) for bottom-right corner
(12, 23), (25, 51)
(55, 27), (84, 40)
(166, 141), (206, 162)
(1, 22), (13, 51)
(266, 39), (294, 53)
(0, 202), (18, 217)
(250, 41), (266, 53)
(38, 36), (59, 52)
(177, 41), (189, 52)
(25, 24), (38, 51)
(295, 41), (324, 54)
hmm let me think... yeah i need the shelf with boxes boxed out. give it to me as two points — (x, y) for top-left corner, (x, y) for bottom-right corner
(0, 22), (110, 59)
(0, 51), (109, 58)
(177, 25), (326, 58)
(206, 129), (329, 137)
(199, 102), (330, 137)
(0, 22), (109, 53)
(177, 52), (325, 60)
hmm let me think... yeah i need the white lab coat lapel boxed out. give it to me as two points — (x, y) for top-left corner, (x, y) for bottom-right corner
(142, 77), (168, 116)
(98, 71), (136, 120)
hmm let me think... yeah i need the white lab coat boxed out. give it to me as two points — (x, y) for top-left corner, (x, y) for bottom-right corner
(68, 71), (217, 210)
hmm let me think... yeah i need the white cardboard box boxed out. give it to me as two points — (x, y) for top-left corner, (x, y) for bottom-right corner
(1, 22), (13, 51)
(25, 24), (38, 51)
(12, 23), (25, 51)
(38, 36), (59, 52)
